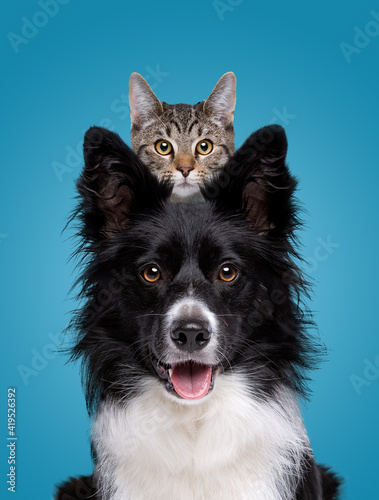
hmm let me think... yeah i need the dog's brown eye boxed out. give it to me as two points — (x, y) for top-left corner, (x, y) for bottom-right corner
(155, 140), (172, 155)
(142, 265), (161, 283)
(196, 140), (213, 155)
(219, 264), (238, 282)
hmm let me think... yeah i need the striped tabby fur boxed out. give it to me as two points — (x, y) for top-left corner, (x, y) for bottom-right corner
(129, 72), (236, 201)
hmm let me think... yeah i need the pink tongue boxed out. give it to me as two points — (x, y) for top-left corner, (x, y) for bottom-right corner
(170, 362), (212, 400)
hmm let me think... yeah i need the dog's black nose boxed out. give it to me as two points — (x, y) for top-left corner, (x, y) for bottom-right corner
(170, 320), (211, 352)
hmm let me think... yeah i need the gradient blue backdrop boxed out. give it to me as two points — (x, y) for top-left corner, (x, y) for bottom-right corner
(1, 1), (378, 498)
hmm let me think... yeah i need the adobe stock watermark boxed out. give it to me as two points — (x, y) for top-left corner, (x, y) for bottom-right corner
(108, 64), (170, 123)
(7, 0), (72, 55)
(17, 331), (61, 386)
(51, 64), (170, 183)
(122, 400), (172, 452)
(340, 9), (379, 63)
(350, 354), (379, 396)
(302, 236), (340, 273)
(242, 287), (288, 335)
(213, 0), (244, 22)
(269, 106), (296, 127)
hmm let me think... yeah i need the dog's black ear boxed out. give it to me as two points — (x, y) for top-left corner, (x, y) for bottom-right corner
(203, 125), (297, 237)
(78, 127), (171, 240)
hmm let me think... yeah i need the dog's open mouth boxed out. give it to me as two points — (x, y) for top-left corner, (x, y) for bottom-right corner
(151, 353), (215, 400)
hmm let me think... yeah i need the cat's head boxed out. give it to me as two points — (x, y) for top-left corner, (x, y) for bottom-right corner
(129, 72), (236, 200)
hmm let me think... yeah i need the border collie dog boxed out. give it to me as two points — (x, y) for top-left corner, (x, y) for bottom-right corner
(56, 125), (341, 499)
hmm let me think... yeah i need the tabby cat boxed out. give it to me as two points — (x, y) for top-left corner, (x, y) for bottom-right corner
(128, 72), (236, 201)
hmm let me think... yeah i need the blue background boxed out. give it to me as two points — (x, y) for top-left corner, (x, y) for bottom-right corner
(1, 1), (378, 498)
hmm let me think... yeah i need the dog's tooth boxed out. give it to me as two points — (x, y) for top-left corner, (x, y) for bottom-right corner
(168, 368), (172, 378)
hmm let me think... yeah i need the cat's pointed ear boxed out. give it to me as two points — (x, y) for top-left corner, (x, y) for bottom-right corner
(129, 73), (164, 127)
(203, 72), (236, 126)
(203, 125), (297, 237)
(78, 127), (171, 241)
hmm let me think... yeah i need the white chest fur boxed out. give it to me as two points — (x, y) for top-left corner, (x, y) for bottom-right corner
(93, 372), (310, 500)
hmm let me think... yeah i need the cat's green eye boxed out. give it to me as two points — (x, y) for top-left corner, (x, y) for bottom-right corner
(196, 140), (213, 155)
(155, 140), (173, 155)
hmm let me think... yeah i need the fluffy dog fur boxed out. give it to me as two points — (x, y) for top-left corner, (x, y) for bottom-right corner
(55, 125), (341, 499)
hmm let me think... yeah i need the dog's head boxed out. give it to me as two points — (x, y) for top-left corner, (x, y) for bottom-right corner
(72, 125), (314, 410)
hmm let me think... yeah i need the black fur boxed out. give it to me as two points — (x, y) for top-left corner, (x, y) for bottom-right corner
(55, 475), (97, 499)
(56, 125), (342, 498)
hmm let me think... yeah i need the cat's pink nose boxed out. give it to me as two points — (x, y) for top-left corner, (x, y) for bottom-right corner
(177, 166), (194, 178)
